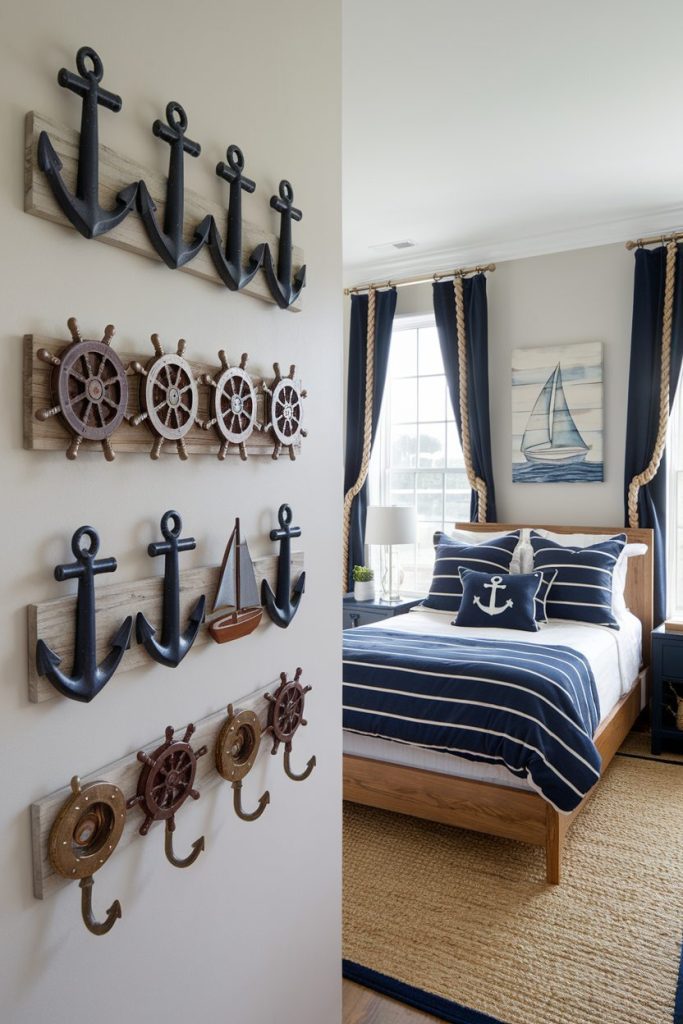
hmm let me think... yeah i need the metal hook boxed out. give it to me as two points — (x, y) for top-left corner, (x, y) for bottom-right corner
(232, 780), (270, 822)
(79, 875), (121, 936)
(283, 748), (316, 782)
(164, 819), (205, 869)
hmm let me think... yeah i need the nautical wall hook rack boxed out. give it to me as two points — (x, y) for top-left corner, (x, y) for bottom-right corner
(28, 47), (306, 309)
(262, 503), (306, 627)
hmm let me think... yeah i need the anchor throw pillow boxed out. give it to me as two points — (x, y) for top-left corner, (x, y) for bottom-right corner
(530, 531), (627, 628)
(454, 568), (544, 631)
(423, 531), (521, 614)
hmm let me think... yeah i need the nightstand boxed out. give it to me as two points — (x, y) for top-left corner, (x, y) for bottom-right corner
(651, 624), (683, 754)
(342, 592), (423, 629)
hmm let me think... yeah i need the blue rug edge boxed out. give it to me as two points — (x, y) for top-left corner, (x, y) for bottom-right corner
(675, 938), (683, 1024)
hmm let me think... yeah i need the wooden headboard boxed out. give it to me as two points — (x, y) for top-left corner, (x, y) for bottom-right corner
(457, 523), (654, 666)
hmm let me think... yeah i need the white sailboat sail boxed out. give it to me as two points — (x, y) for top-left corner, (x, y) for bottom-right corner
(551, 367), (589, 450)
(238, 540), (260, 608)
(213, 525), (237, 612)
(520, 366), (555, 453)
(213, 523), (261, 613)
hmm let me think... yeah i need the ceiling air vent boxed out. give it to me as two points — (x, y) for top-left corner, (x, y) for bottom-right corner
(392, 240), (416, 250)
(369, 239), (417, 253)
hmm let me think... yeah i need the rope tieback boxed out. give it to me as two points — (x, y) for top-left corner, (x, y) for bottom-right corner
(627, 239), (678, 528)
(454, 275), (487, 523)
(342, 288), (376, 592)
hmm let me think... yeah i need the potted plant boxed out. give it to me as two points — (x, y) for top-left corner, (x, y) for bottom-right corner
(352, 565), (375, 602)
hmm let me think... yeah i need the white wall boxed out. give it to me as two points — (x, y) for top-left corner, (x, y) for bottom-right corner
(0, 4), (341, 1023)
(391, 242), (634, 526)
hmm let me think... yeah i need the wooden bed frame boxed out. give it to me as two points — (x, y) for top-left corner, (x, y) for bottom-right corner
(343, 523), (654, 884)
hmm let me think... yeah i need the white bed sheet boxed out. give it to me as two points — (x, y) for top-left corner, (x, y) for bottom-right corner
(343, 607), (643, 792)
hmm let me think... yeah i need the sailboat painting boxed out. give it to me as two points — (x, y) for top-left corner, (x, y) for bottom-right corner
(208, 518), (263, 643)
(512, 342), (603, 483)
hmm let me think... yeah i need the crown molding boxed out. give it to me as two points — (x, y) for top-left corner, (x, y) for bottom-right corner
(342, 205), (683, 288)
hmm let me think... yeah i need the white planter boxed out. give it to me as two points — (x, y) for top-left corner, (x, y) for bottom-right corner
(354, 580), (375, 602)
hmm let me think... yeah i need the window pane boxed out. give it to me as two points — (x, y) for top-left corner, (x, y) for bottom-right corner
(418, 423), (445, 468)
(389, 470), (415, 506)
(391, 426), (417, 468)
(417, 327), (443, 376)
(418, 376), (447, 422)
(389, 329), (417, 378)
(390, 377), (417, 424)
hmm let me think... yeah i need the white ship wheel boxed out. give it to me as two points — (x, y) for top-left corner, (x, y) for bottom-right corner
(130, 335), (199, 460)
(265, 362), (307, 461)
(202, 351), (256, 461)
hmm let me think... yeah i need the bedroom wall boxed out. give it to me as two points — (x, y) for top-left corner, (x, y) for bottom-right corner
(0, 3), (341, 1024)
(390, 242), (635, 527)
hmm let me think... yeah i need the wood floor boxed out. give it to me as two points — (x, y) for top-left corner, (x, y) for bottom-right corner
(343, 980), (440, 1023)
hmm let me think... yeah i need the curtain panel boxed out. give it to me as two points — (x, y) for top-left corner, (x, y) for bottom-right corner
(343, 289), (397, 590)
(624, 244), (683, 624)
(432, 274), (497, 523)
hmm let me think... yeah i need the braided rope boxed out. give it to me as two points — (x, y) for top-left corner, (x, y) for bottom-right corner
(627, 239), (678, 528)
(342, 288), (377, 591)
(454, 275), (488, 523)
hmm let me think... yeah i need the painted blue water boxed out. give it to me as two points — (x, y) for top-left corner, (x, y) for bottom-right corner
(512, 461), (604, 484)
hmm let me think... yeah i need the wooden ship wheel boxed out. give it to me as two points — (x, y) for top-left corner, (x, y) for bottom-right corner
(127, 723), (207, 868)
(130, 334), (200, 460)
(264, 668), (316, 781)
(201, 351), (257, 461)
(48, 775), (126, 935)
(263, 362), (307, 461)
(35, 317), (128, 461)
(215, 705), (270, 820)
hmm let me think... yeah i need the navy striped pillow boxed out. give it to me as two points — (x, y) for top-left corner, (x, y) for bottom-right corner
(423, 531), (521, 613)
(530, 531), (626, 628)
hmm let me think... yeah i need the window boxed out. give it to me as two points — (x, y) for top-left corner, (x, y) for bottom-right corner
(369, 315), (469, 594)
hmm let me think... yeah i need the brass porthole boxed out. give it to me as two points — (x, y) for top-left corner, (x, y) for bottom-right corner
(48, 778), (126, 880)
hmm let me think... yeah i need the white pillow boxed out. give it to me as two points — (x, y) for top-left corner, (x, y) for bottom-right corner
(533, 530), (648, 618)
(447, 528), (532, 575)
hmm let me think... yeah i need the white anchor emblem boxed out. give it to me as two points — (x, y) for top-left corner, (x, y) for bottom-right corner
(472, 576), (513, 617)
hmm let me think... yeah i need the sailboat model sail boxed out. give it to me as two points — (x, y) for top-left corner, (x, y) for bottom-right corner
(209, 518), (263, 644)
(521, 364), (590, 466)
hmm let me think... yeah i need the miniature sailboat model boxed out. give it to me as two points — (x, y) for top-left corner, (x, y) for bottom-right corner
(521, 363), (590, 465)
(208, 518), (263, 643)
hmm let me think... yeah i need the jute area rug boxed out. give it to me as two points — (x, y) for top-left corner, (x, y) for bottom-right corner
(343, 750), (683, 1024)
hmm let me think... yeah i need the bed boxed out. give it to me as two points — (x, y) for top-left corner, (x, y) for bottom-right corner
(343, 523), (653, 883)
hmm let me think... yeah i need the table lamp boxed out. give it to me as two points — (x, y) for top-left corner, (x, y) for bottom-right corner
(365, 505), (416, 602)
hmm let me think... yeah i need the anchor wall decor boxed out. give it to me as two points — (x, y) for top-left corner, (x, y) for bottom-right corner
(35, 525), (133, 703)
(262, 503), (306, 628)
(28, 47), (306, 310)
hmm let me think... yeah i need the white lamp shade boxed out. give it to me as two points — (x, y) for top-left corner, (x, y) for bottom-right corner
(365, 505), (416, 545)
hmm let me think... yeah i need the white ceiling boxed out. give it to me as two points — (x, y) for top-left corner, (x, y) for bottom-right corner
(342, 0), (683, 283)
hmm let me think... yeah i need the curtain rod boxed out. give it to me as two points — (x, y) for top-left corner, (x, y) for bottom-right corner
(625, 231), (683, 250)
(343, 263), (496, 296)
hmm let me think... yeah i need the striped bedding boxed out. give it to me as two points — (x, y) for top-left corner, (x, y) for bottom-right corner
(343, 628), (602, 813)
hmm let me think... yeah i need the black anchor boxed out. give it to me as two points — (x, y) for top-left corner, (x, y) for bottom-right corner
(208, 145), (264, 290)
(261, 504), (306, 628)
(136, 511), (206, 668)
(137, 102), (212, 269)
(37, 46), (138, 239)
(260, 180), (307, 309)
(35, 526), (133, 703)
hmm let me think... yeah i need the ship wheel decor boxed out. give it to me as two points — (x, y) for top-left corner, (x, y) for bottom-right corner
(35, 317), (128, 461)
(48, 776), (126, 936)
(263, 363), (307, 461)
(127, 724), (207, 869)
(264, 668), (316, 782)
(201, 351), (257, 461)
(129, 334), (200, 460)
(215, 704), (270, 821)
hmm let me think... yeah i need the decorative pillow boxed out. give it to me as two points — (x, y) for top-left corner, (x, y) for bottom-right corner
(442, 528), (532, 574)
(535, 569), (558, 624)
(454, 568), (544, 632)
(423, 531), (521, 613)
(530, 531), (627, 628)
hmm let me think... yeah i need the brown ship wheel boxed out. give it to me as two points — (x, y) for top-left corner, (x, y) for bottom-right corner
(264, 363), (307, 461)
(36, 317), (128, 461)
(128, 724), (207, 832)
(130, 334), (200, 460)
(202, 351), (257, 461)
(264, 668), (316, 782)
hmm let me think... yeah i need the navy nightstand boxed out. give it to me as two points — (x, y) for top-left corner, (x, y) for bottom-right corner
(651, 624), (683, 754)
(342, 593), (423, 630)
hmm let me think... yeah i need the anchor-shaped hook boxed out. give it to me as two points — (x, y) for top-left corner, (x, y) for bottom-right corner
(163, 819), (205, 869)
(137, 102), (212, 269)
(232, 780), (270, 822)
(136, 510), (206, 668)
(35, 526), (133, 702)
(38, 46), (138, 239)
(261, 504), (306, 628)
(79, 876), (121, 936)
(208, 145), (264, 290)
(259, 180), (307, 309)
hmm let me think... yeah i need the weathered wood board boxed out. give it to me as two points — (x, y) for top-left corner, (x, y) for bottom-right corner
(25, 111), (304, 311)
(23, 334), (303, 458)
(28, 552), (304, 703)
(30, 678), (308, 898)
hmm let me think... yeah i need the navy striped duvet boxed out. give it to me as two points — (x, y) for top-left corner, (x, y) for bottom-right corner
(343, 628), (602, 813)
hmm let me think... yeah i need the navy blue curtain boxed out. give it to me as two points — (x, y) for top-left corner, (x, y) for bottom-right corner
(344, 289), (397, 589)
(433, 274), (497, 522)
(624, 244), (683, 624)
